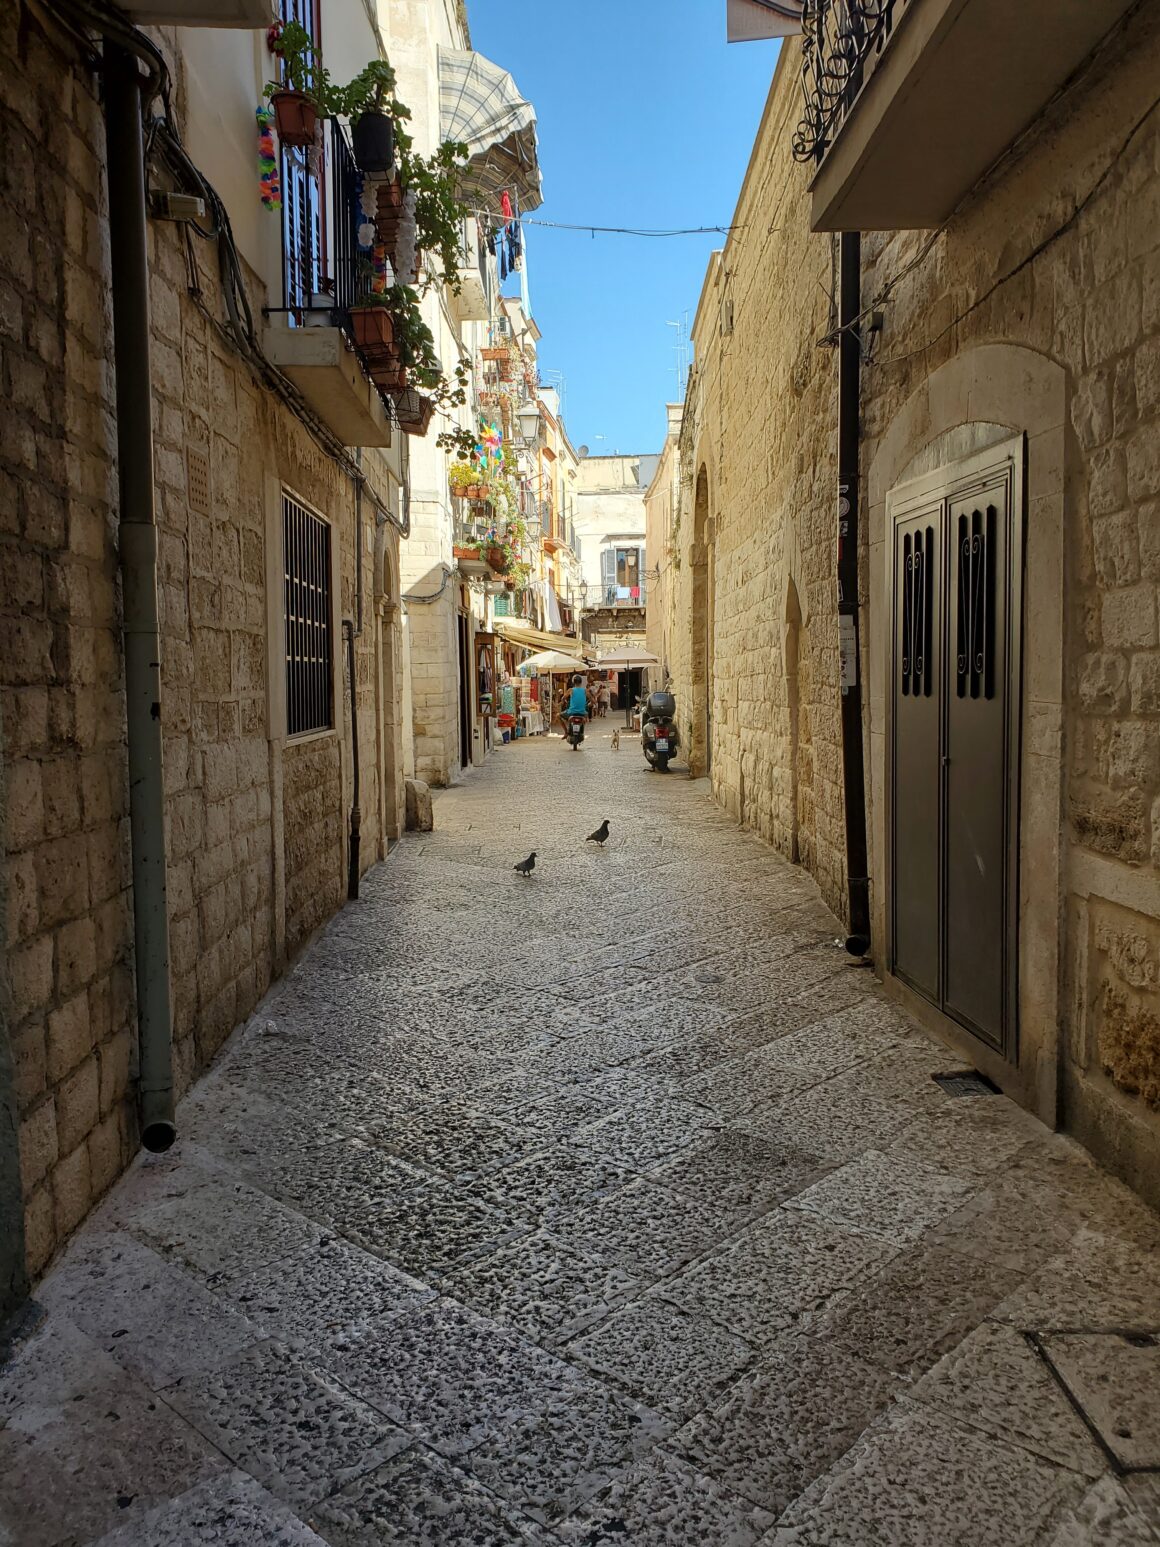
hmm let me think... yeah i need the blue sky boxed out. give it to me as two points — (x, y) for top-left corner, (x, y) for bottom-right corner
(469, 1), (781, 455)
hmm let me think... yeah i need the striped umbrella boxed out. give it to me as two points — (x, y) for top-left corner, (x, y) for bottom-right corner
(438, 47), (543, 214)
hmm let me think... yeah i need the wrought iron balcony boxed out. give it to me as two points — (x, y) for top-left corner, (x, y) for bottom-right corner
(794, 0), (1140, 232)
(793, 0), (907, 169)
(262, 119), (393, 446)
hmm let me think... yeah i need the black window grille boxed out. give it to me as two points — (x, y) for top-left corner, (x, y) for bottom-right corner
(283, 492), (333, 735)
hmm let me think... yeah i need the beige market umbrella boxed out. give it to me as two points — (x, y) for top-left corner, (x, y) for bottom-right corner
(597, 647), (661, 726)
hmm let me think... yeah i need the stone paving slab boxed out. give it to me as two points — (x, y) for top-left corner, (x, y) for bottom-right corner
(1, 732), (1157, 1545)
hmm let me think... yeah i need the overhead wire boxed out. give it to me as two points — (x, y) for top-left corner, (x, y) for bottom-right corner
(488, 215), (743, 238)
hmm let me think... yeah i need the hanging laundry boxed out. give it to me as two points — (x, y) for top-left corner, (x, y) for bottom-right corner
(500, 190), (514, 223)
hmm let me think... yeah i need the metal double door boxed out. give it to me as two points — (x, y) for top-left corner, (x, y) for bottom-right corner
(889, 441), (1024, 1061)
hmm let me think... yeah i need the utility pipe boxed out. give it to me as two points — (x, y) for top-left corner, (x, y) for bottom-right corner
(104, 43), (176, 1149)
(836, 231), (871, 957)
(346, 468), (363, 901)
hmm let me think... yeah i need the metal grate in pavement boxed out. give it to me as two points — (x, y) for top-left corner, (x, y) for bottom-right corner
(932, 1070), (1001, 1098)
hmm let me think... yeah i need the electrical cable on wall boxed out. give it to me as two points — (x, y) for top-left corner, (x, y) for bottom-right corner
(44, 0), (409, 538)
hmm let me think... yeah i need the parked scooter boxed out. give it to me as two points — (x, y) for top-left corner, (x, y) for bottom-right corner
(567, 715), (586, 751)
(641, 691), (679, 772)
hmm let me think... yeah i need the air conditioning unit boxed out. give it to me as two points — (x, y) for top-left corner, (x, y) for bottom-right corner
(118, 0), (271, 24)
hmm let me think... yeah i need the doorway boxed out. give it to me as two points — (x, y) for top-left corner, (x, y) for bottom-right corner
(888, 439), (1024, 1061)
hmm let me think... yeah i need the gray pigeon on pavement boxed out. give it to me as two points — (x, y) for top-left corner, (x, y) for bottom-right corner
(587, 820), (610, 847)
(514, 851), (536, 877)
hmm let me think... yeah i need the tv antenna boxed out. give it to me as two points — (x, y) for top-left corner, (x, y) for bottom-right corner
(666, 314), (690, 398)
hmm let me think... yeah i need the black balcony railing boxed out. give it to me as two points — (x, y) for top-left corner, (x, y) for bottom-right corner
(793, 0), (909, 165)
(278, 119), (363, 328)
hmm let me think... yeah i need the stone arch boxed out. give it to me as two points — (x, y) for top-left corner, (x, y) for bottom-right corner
(690, 465), (715, 777)
(867, 342), (1066, 1123)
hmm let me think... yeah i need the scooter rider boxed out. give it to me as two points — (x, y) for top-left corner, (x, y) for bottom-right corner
(564, 673), (589, 743)
(565, 674), (589, 721)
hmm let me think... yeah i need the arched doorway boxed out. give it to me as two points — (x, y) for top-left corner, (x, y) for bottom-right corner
(691, 466), (714, 777)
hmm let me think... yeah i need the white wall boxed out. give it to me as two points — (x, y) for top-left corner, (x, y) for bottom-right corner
(179, 0), (381, 285)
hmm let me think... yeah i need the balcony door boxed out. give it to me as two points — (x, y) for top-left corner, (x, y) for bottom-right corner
(279, 0), (323, 317)
(888, 439), (1024, 1061)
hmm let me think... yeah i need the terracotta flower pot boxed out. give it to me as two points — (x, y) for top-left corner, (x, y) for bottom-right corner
(369, 359), (407, 395)
(394, 390), (435, 436)
(350, 308), (394, 352)
(271, 90), (318, 148)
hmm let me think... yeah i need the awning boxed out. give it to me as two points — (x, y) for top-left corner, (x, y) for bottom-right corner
(597, 646), (660, 669)
(727, 0), (803, 42)
(438, 48), (543, 214)
(493, 619), (589, 656)
(517, 649), (597, 675)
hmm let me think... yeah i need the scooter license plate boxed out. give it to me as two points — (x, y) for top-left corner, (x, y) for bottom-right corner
(655, 738), (669, 752)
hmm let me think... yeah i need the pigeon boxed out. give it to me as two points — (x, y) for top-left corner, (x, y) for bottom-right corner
(513, 851), (537, 877)
(587, 820), (610, 847)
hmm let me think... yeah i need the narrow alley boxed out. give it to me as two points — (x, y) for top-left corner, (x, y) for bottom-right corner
(3, 729), (1158, 1547)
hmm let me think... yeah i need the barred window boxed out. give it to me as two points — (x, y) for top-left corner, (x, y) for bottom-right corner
(283, 492), (333, 736)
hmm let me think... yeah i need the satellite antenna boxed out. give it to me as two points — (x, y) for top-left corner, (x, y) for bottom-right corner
(577, 445), (589, 459)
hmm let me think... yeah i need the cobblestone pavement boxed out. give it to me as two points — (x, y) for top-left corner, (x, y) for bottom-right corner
(4, 728), (1160, 1546)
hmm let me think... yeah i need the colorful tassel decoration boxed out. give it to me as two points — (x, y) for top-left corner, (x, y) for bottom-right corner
(256, 106), (281, 211)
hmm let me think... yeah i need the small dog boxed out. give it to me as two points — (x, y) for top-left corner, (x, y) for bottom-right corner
(610, 729), (620, 752)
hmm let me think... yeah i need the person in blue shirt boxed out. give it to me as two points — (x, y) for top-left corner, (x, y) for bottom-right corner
(564, 674), (589, 720)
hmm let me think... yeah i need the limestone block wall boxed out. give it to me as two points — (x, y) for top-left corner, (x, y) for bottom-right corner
(855, 4), (1160, 1195)
(0, 10), (404, 1278)
(669, 63), (847, 922)
(661, 11), (1160, 1199)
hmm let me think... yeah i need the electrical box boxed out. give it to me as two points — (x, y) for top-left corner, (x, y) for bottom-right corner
(117, 0), (271, 26)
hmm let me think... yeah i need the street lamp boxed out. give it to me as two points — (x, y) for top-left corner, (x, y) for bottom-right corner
(517, 401), (541, 442)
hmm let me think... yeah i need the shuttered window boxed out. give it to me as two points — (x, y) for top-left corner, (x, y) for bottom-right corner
(283, 492), (333, 736)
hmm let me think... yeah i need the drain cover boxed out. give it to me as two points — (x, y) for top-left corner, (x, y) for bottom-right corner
(932, 1070), (1000, 1098)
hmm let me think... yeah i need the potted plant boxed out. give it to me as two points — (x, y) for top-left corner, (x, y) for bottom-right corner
(334, 60), (399, 174)
(264, 21), (332, 147)
(449, 461), (476, 498)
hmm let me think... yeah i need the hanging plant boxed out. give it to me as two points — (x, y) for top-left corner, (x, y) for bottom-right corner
(263, 20), (335, 146)
(333, 60), (398, 174)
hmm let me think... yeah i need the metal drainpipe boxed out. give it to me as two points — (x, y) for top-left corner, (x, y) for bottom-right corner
(837, 231), (871, 958)
(104, 43), (176, 1150)
(346, 466), (363, 901)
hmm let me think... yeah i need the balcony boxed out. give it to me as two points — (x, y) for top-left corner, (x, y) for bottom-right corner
(450, 217), (490, 323)
(262, 121), (393, 448)
(452, 501), (506, 579)
(796, 0), (1139, 232)
(120, 0), (268, 22)
(578, 580), (647, 611)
